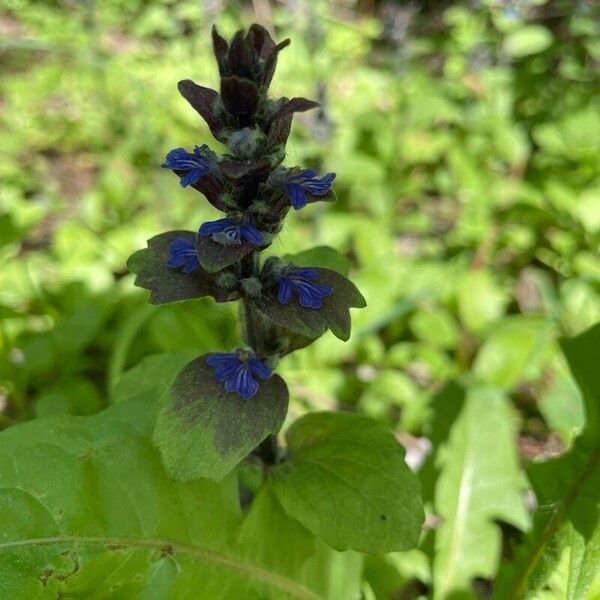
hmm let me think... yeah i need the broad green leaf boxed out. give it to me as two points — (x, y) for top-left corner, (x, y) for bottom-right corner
(271, 411), (424, 553)
(128, 231), (237, 304)
(35, 378), (102, 417)
(433, 386), (529, 599)
(457, 270), (508, 333)
(254, 267), (366, 342)
(154, 354), (289, 481)
(503, 26), (553, 57)
(111, 350), (197, 404)
(495, 323), (600, 600)
(409, 307), (459, 349)
(473, 317), (554, 389)
(284, 246), (350, 276)
(0, 394), (352, 599)
(236, 484), (363, 599)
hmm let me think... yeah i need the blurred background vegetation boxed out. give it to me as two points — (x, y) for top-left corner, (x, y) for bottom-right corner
(1, 0), (600, 597)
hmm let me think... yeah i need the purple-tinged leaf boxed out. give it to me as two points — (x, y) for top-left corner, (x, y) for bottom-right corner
(127, 231), (237, 304)
(154, 354), (289, 481)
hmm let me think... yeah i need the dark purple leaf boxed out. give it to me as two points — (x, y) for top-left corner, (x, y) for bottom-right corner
(196, 233), (255, 273)
(177, 80), (226, 142)
(254, 267), (366, 342)
(127, 231), (238, 304)
(220, 76), (259, 117)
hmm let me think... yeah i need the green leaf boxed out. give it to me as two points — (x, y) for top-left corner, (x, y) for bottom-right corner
(473, 317), (554, 389)
(111, 350), (197, 404)
(154, 354), (289, 481)
(236, 484), (363, 599)
(495, 323), (600, 600)
(0, 394), (352, 599)
(503, 26), (553, 57)
(457, 270), (508, 333)
(254, 267), (366, 342)
(283, 246), (350, 277)
(271, 411), (424, 553)
(432, 386), (529, 599)
(409, 306), (459, 349)
(128, 231), (237, 304)
(196, 233), (255, 273)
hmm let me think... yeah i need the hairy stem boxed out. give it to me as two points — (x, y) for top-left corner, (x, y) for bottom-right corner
(240, 252), (263, 355)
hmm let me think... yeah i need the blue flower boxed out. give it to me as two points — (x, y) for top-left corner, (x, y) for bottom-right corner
(285, 170), (336, 210)
(166, 238), (200, 273)
(162, 145), (215, 188)
(206, 351), (272, 400)
(277, 266), (333, 309)
(199, 218), (265, 246)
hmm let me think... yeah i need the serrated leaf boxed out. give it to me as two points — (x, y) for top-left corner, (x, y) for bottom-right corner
(254, 267), (366, 342)
(195, 231), (255, 273)
(128, 231), (237, 304)
(154, 354), (288, 482)
(432, 386), (529, 599)
(495, 323), (600, 600)
(0, 394), (352, 599)
(271, 411), (424, 553)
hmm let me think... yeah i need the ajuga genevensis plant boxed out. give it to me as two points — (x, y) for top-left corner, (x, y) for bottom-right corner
(128, 26), (423, 555)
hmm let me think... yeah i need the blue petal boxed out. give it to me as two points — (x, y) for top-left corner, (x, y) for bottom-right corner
(181, 255), (200, 273)
(278, 278), (293, 304)
(248, 359), (272, 380)
(206, 353), (239, 368)
(199, 219), (235, 237)
(180, 168), (207, 188)
(295, 169), (318, 182)
(161, 148), (189, 169)
(286, 183), (308, 210)
(240, 224), (265, 246)
(166, 239), (199, 272)
(291, 267), (318, 280)
(302, 172), (336, 196)
(225, 365), (259, 399)
(214, 361), (243, 382)
(296, 281), (333, 309)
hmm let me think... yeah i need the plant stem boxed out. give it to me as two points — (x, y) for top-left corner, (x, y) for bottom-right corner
(254, 434), (279, 466)
(240, 252), (263, 356)
(241, 252), (280, 466)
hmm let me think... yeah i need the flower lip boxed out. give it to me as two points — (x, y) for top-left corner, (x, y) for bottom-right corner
(162, 145), (215, 188)
(166, 238), (200, 273)
(206, 350), (272, 400)
(285, 169), (336, 210)
(199, 217), (265, 246)
(276, 265), (333, 309)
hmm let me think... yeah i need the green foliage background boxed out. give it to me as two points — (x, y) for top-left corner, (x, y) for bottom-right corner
(1, 0), (600, 598)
